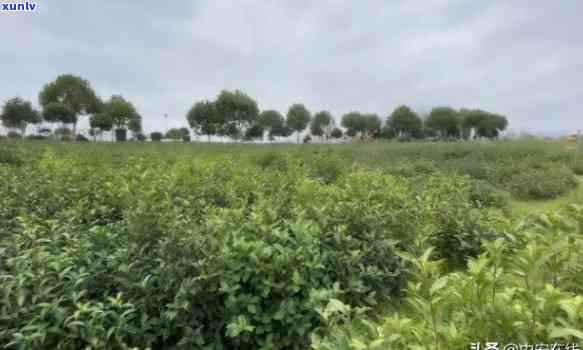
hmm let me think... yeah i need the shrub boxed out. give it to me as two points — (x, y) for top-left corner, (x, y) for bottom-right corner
(307, 151), (345, 184)
(331, 128), (343, 139)
(255, 151), (289, 171)
(469, 180), (511, 209)
(0, 147), (23, 165)
(506, 166), (578, 199)
(7, 131), (21, 138)
(572, 161), (583, 175)
(115, 128), (127, 142)
(417, 175), (504, 268)
(313, 206), (583, 349)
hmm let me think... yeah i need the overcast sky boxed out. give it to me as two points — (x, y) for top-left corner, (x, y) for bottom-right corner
(1, 0), (582, 136)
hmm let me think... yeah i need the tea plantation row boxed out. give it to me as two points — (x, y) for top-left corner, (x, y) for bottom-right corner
(0, 140), (581, 349)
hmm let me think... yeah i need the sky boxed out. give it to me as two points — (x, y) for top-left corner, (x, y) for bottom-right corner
(1, 0), (582, 137)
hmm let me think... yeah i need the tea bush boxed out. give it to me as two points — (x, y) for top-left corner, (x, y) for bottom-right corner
(1, 140), (581, 349)
(506, 166), (577, 200)
(0, 146), (23, 166)
(312, 205), (583, 349)
(2, 146), (508, 349)
(469, 180), (511, 210)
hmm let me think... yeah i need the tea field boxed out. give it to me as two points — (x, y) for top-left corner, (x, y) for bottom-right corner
(1, 139), (582, 349)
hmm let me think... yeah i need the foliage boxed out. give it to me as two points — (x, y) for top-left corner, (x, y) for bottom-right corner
(38, 74), (100, 133)
(387, 105), (422, 138)
(89, 112), (114, 135)
(426, 107), (460, 138)
(331, 128), (343, 139)
(506, 166), (577, 200)
(186, 100), (219, 141)
(244, 123), (264, 141)
(215, 90), (259, 140)
(0, 140), (581, 349)
(43, 102), (77, 125)
(287, 104), (312, 143)
(166, 127), (190, 141)
(311, 111), (334, 139)
(461, 109), (509, 139)
(115, 128), (127, 142)
(102, 95), (140, 130)
(313, 206), (583, 349)
(1, 97), (41, 135)
(0, 142), (515, 349)
(259, 110), (287, 140)
(150, 131), (164, 141)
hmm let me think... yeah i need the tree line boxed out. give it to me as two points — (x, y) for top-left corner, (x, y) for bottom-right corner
(0, 74), (508, 142)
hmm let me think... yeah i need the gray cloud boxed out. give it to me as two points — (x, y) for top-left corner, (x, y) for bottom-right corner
(1, 0), (582, 137)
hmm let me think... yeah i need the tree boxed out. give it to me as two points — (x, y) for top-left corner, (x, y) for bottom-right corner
(186, 100), (219, 142)
(1, 97), (40, 136)
(244, 123), (264, 142)
(43, 102), (76, 127)
(166, 127), (190, 141)
(215, 90), (259, 141)
(89, 113), (113, 140)
(104, 95), (139, 129)
(426, 107), (460, 139)
(363, 114), (381, 138)
(341, 112), (367, 138)
(331, 128), (343, 139)
(150, 132), (163, 142)
(461, 109), (508, 139)
(310, 111), (334, 141)
(258, 110), (293, 142)
(387, 106), (422, 139)
(128, 114), (143, 138)
(39, 74), (100, 136)
(286, 104), (311, 144)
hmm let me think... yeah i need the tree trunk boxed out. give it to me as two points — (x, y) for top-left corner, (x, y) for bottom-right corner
(297, 132), (300, 144)
(208, 134), (211, 143)
(73, 121), (77, 140)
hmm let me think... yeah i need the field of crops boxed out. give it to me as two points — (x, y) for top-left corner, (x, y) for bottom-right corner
(1, 139), (582, 349)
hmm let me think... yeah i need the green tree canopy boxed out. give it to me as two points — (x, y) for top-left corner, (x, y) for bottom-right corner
(426, 107), (460, 138)
(128, 114), (143, 136)
(102, 95), (140, 130)
(258, 110), (287, 141)
(1, 97), (40, 135)
(166, 127), (190, 141)
(341, 112), (367, 137)
(187, 100), (219, 142)
(310, 111), (334, 139)
(387, 106), (422, 138)
(244, 123), (264, 141)
(43, 102), (76, 125)
(150, 132), (164, 142)
(331, 127), (343, 139)
(460, 108), (508, 139)
(215, 90), (259, 140)
(39, 74), (100, 135)
(286, 104), (311, 143)
(89, 113), (114, 139)
(363, 114), (381, 137)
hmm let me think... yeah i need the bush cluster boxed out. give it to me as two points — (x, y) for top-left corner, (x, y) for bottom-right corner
(313, 205), (583, 349)
(0, 146), (502, 349)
